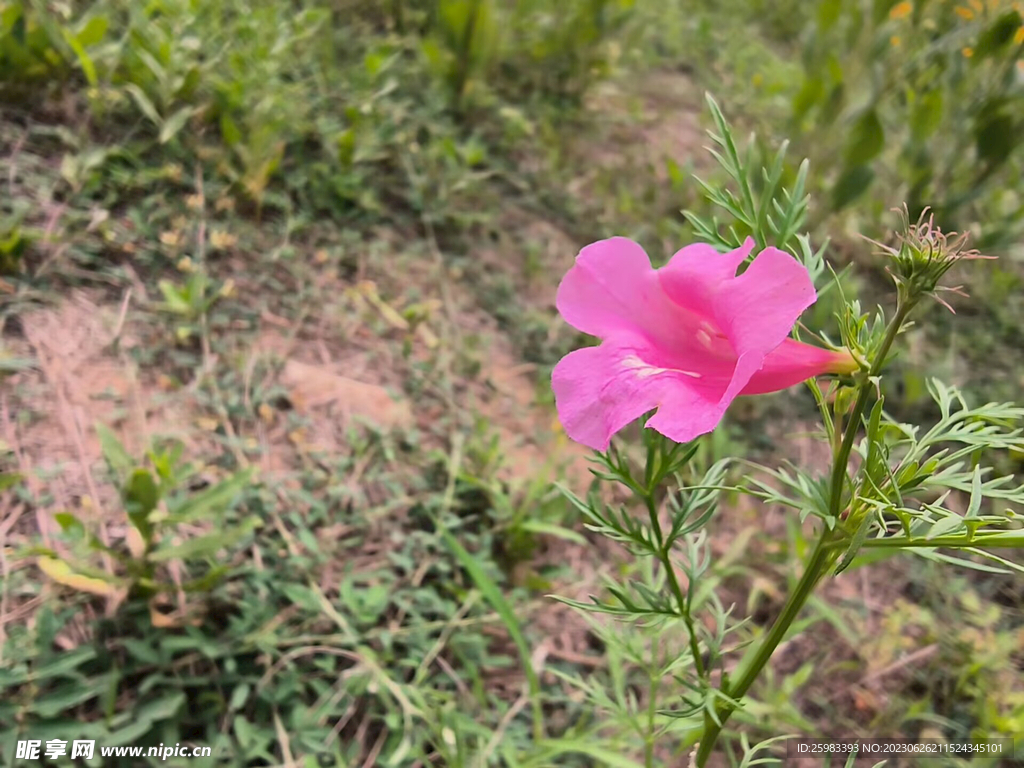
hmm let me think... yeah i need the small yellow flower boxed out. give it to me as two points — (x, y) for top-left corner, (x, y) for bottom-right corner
(177, 256), (194, 272)
(1014, 25), (1024, 45)
(962, 46), (974, 57)
(258, 403), (275, 423)
(891, 35), (902, 46)
(955, 5), (974, 19)
(209, 230), (237, 250)
(185, 194), (205, 210)
(160, 230), (181, 247)
(890, 1), (913, 19)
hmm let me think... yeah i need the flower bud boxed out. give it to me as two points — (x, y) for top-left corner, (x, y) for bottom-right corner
(868, 205), (991, 309)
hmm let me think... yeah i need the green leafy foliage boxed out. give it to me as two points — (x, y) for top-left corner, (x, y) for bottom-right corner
(33, 428), (255, 602)
(3, 1), (1024, 766)
(685, 94), (825, 285)
(783, 0), (1024, 240)
(552, 95), (1024, 767)
(157, 269), (229, 343)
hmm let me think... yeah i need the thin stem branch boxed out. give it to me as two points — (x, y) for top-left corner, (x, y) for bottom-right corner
(695, 528), (832, 767)
(833, 534), (1024, 550)
(645, 637), (662, 768)
(646, 495), (706, 680)
(696, 300), (915, 766)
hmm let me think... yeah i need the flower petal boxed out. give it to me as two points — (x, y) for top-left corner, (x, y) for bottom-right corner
(742, 339), (858, 395)
(554, 236), (836, 450)
(713, 246), (818, 405)
(552, 338), (726, 450)
(556, 237), (688, 344)
(658, 238), (755, 319)
(714, 246), (817, 357)
(659, 241), (817, 402)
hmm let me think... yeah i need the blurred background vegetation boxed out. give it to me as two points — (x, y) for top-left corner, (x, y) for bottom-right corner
(0, 0), (1022, 765)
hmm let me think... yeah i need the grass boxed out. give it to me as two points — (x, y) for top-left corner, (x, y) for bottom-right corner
(1, 0), (1023, 765)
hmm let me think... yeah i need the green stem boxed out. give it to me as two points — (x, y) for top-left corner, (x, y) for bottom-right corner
(645, 637), (662, 768)
(826, 300), (912, 520)
(696, 301), (915, 766)
(666, 549), (707, 680)
(646, 495), (706, 680)
(453, 0), (481, 113)
(834, 534), (1024, 550)
(695, 529), (833, 766)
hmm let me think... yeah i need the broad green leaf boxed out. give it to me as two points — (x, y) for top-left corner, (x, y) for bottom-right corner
(831, 165), (874, 210)
(26, 647), (97, 681)
(910, 90), (943, 141)
(818, 0), (843, 31)
(61, 27), (97, 86)
(280, 582), (323, 612)
(37, 557), (121, 597)
(133, 691), (186, 725)
(124, 469), (159, 542)
(125, 469), (159, 513)
(976, 11), (1020, 57)
(124, 83), (161, 126)
(149, 515), (260, 562)
(54, 512), (83, 533)
(220, 115), (242, 146)
(975, 111), (1016, 167)
(32, 681), (102, 717)
(844, 109), (884, 165)
(234, 715), (259, 750)
(105, 716), (155, 746)
(159, 107), (193, 144)
(76, 15), (108, 47)
(165, 468), (253, 525)
(96, 424), (132, 480)
(158, 280), (191, 313)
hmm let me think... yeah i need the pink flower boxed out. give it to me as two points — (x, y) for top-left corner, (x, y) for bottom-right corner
(552, 237), (857, 450)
